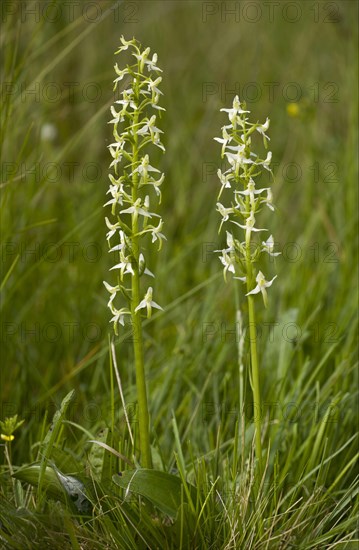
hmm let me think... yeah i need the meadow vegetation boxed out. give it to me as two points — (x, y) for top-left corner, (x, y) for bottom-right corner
(0, 1), (358, 548)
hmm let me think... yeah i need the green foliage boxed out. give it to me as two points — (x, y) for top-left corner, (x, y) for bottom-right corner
(113, 468), (197, 517)
(0, 0), (358, 548)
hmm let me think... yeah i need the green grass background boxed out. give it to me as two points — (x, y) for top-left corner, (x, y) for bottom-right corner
(0, 1), (358, 548)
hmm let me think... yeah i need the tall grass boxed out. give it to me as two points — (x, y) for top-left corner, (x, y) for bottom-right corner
(0, 1), (358, 548)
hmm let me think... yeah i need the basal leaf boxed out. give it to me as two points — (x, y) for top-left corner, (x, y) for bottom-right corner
(113, 469), (197, 517)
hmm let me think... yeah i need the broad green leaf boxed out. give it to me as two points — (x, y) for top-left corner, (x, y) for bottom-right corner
(13, 464), (64, 501)
(37, 389), (75, 499)
(13, 462), (92, 513)
(113, 469), (197, 517)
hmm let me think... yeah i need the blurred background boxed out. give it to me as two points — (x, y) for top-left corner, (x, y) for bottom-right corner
(1, 0), (357, 460)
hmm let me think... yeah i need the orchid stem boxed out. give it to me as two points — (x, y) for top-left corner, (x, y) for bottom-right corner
(130, 89), (152, 469)
(246, 293), (263, 477)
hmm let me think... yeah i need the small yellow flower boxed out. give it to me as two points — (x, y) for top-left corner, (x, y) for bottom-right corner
(286, 102), (300, 118)
(0, 414), (24, 441)
(1, 434), (15, 442)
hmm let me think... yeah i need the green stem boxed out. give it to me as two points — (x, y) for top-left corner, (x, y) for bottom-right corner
(247, 294), (263, 475)
(130, 88), (152, 469)
(245, 250), (263, 477)
(234, 283), (244, 417)
(131, 259), (152, 468)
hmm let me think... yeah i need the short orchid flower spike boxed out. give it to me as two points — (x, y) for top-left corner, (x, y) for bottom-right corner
(214, 96), (278, 307)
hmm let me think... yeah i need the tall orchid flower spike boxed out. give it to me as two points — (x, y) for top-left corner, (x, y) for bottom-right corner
(103, 37), (166, 469)
(214, 96), (279, 477)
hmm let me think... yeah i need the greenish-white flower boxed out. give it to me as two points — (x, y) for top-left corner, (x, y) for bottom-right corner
(262, 235), (281, 257)
(246, 271), (277, 308)
(217, 169), (233, 198)
(232, 212), (267, 243)
(110, 257), (135, 279)
(214, 127), (233, 157)
(139, 219), (167, 250)
(135, 287), (163, 318)
(261, 151), (272, 171)
(220, 95), (250, 126)
(236, 178), (269, 209)
(219, 250), (236, 281)
(256, 117), (270, 142)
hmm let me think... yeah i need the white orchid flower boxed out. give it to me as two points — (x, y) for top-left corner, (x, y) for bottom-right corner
(246, 271), (277, 308)
(135, 287), (163, 318)
(262, 235), (281, 257)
